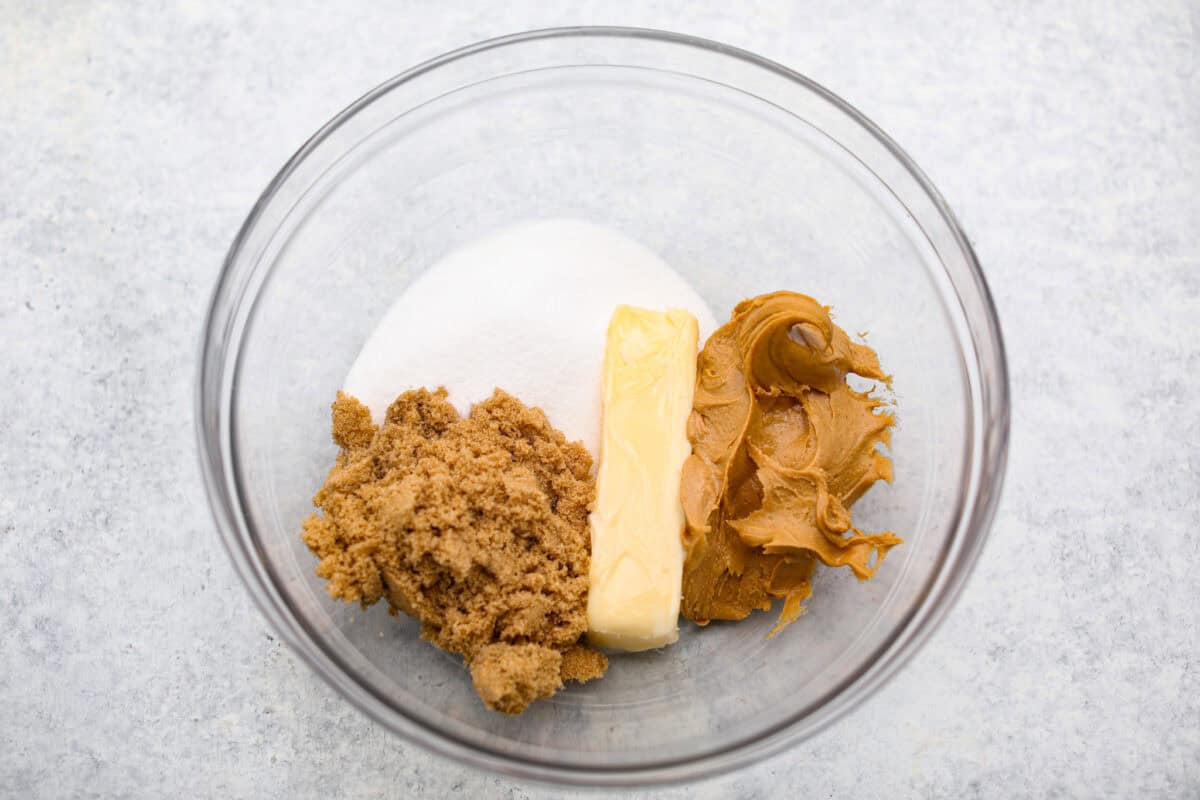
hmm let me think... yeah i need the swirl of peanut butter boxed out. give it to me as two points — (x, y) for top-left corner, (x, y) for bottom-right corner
(680, 291), (902, 632)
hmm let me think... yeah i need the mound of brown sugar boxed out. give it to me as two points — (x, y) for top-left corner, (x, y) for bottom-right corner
(302, 387), (607, 714)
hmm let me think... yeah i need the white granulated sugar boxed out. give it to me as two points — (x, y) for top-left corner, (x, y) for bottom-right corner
(343, 218), (718, 456)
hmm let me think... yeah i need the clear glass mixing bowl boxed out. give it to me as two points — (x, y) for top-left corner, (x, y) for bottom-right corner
(197, 27), (1009, 786)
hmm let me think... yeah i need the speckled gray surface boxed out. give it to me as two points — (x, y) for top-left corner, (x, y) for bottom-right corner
(2, 1), (1198, 798)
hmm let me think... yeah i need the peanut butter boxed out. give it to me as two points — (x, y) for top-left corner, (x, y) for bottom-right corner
(680, 292), (902, 631)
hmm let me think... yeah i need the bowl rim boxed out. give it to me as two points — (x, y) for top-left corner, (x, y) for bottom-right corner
(196, 25), (1011, 787)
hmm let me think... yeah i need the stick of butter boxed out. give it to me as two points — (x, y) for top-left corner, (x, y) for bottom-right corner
(587, 305), (698, 651)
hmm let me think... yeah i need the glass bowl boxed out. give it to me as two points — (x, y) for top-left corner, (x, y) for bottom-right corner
(197, 27), (1009, 786)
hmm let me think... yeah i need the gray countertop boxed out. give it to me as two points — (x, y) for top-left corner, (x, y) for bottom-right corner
(3, 2), (1198, 797)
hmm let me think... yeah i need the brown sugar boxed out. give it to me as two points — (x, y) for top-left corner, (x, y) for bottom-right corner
(302, 387), (606, 714)
(559, 643), (609, 682)
(680, 292), (903, 632)
(469, 643), (563, 715)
